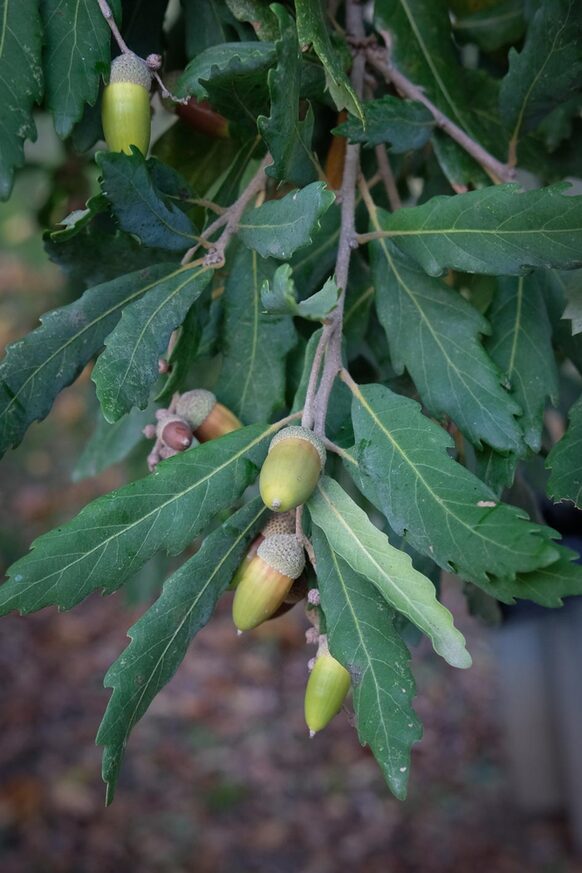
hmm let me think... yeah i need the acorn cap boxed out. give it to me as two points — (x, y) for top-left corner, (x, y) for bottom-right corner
(269, 426), (326, 468)
(109, 53), (152, 89)
(176, 389), (216, 429)
(257, 534), (305, 580)
(261, 511), (296, 538)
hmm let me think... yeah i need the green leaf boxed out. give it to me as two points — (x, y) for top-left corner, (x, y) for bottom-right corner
(512, 546), (582, 607)
(486, 276), (558, 452)
(0, 422), (277, 616)
(562, 273), (582, 334)
(334, 96), (434, 151)
(50, 194), (109, 242)
(499, 0), (582, 155)
(295, 0), (364, 122)
(346, 382), (560, 592)
(312, 530), (422, 800)
(547, 395), (582, 508)
(308, 477), (472, 669)
(92, 263), (212, 421)
(98, 497), (268, 804)
(453, 0), (525, 53)
(72, 403), (157, 482)
(261, 264), (339, 321)
(225, 0), (280, 41)
(378, 185), (582, 277)
(257, 5), (318, 186)
(96, 151), (198, 253)
(373, 0), (489, 186)
(181, 0), (244, 58)
(541, 269), (582, 374)
(41, 0), (120, 139)
(0, 0), (43, 199)
(290, 203), (340, 295)
(0, 263), (177, 456)
(369, 206), (523, 452)
(177, 41), (276, 100)
(216, 247), (296, 422)
(238, 182), (335, 259)
(473, 447), (518, 497)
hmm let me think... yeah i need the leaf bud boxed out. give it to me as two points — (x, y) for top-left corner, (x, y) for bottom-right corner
(102, 54), (152, 155)
(304, 647), (351, 736)
(176, 389), (241, 441)
(259, 426), (326, 512)
(232, 534), (305, 631)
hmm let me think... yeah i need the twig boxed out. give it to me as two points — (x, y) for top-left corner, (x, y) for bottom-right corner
(181, 156), (271, 268)
(366, 37), (515, 184)
(97, 0), (187, 103)
(374, 144), (402, 211)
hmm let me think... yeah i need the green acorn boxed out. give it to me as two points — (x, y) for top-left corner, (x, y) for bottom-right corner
(176, 389), (241, 441)
(102, 54), (152, 155)
(304, 648), (351, 736)
(228, 533), (264, 590)
(259, 426), (326, 512)
(232, 534), (305, 631)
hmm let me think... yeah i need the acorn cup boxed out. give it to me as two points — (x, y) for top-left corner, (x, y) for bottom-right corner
(304, 648), (351, 737)
(102, 54), (152, 155)
(259, 426), (326, 513)
(232, 534), (305, 631)
(229, 512), (295, 591)
(176, 389), (241, 442)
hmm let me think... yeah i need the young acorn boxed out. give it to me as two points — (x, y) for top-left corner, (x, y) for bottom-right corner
(102, 54), (152, 155)
(229, 511), (296, 591)
(176, 389), (241, 442)
(304, 643), (351, 737)
(232, 533), (305, 631)
(155, 414), (194, 451)
(259, 426), (326, 513)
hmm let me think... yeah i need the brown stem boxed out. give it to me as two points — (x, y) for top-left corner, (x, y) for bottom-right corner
(366, 39), (515, 184)
(374, 144), (402, 211)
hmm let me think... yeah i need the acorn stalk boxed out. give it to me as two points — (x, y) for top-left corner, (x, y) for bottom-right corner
(259, 426), (326, 512)
(232, 534), (305, 631)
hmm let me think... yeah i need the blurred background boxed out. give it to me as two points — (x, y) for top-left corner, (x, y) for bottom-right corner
(1, 116), (582, 873)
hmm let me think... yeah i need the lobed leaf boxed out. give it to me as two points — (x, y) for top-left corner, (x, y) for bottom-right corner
(92, 263), (212, 421)
(261, 264), (339, 321)
(346, 382), (560, 591)
(238, 182), (335, 260)
(334, 95), (434, 152)
(0, 423), (276, 617)
(98, 498), (268, 804)
(547, 396), (582, 509)
(308, 477), (472, 669)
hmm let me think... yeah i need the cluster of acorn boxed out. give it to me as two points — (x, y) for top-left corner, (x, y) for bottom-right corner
(143, 389), (352, 735)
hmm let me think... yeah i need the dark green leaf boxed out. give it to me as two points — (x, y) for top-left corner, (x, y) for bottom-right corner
(486, 276), (558, 452)
(41, 0), (120, 139)
(540, 269), (582, 374)
(152, 123), (242, 198)
(295, 0), (364, 121)
(238, 182), (335, 259)
(92, 263), (212, 421)
(334, 96), (434, 151)
(225, 0), (280, 40)
(0, 263), (176, 456)
(181, 0), (248, 58)
(369, 206), (523, 452)
(73, 403), (157, 481)
(0, 423), (277, 616)
(346, 382), (560, 589)
(473, 448), (518, 497)
(0, 0), (43, 199)
(312, 530), (422, 800)
(547, 395), (582, 508)
(512, 546), (582, 607)
(562, 272), (582, 334)
(500, 0), (582, 154)
(257, 5), (317, 186)
(453, 0), (525, 52)
(261, 264), (339, 321)
(379, 185), (582, 277)
(121, 0), (169, 57)
(308, 477), (472, 669)
(289, 203), (340, 295)
(177, 41), (276, 100)
(98, 497), (267, 804)
(216, 247), (296, 422)
(96, 150), (198, 253)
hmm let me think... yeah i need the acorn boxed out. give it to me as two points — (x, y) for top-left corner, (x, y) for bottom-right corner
(228, 533), (264, 590)
(155, 414), (194, 451)
(304, 648), (351, 736)
(176, 389), (241, 441)
(232, 534), (305, 631)
(259, 426), (326, 512)
(102, 53), (152, 155)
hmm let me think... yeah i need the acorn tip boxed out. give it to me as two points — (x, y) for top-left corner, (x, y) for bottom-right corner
(236, 629), (243, 637)
(309, 729), (316, 739)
